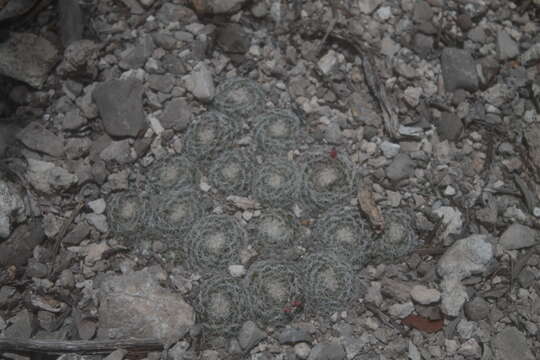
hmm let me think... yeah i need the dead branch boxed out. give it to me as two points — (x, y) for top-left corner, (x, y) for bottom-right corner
(0, 338), (163, 355)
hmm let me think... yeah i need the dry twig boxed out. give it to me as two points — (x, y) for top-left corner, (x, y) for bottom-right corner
(0, 338), (163, 355)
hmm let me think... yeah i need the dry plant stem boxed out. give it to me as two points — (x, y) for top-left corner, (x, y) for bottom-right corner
(357, 184), (384, 232)
(0, 338), (163, 355)
(49, 201), (84, 278)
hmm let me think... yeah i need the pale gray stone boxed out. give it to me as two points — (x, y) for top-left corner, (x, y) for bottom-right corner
(0, 180), (26, 239)
(278, 328), (313, 345)
(492, 327), (535, 360)
(308, 343), (346, 360)
(238, 321), (266, 351)
(386, 153), (415, 182)
(440, 277), (468, 317)
(441, 48), (478, 92)
(26, 159), (78, 194)
(497, 30), (519, 61)
(358, 0), (384, 14)
(0, 33), (59, 88)
(499, 223), (538, 250)
(98, 267), (195, 340)
(93, 79), (147, 138)
(185, 62), (215, 103)
(438, 234), (494, 280)
(17, 122), (64, 157)
(521, 43), (540, 67)
(410, 285), (441, 305)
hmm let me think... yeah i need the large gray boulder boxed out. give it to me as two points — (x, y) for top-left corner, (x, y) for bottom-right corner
(98, 266), (195, 340)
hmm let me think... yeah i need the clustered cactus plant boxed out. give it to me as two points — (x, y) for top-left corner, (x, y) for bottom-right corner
(106, 77), (421, 335)
(208, 149), (254, 195)
(253, 109), (302, 154)
(248, 208), (300, 254)
(299, 151), (357, 213)
(244, 260), (303, 325)
(212, 77), (266, 119)
(312, 206), (373, 269)
(186, 214), (247, 273)
(196, 274), (248, 335)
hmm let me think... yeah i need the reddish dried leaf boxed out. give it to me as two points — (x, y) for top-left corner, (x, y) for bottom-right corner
(402, 315), (443, 333)
(329, 148), (337, 159)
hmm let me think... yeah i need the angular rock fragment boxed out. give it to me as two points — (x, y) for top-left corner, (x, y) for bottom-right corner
(93, 79), (147, 137)
(499, 223), (538, 250)
(0, 33), (59, 88)
(492, 327), (535, 360)
(0, 220), (45, 267)
(438, 234), (494, 280)
(217, 23), (250, 54)
(441, 48), (478, 92)
(496, 30), (519, 61)
(156, 3), (197, 23)
(17, 123), (64, 157)
(192, 0), (247, 14)
(185, 62), (215, 103)
(0, 179), (26, 239)
(159, 98), (193, 131)
(98, 267), (195, 340)
(26, 158), (78, 193)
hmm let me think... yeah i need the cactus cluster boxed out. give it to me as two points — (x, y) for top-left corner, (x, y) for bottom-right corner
(106, 77), (421, 334)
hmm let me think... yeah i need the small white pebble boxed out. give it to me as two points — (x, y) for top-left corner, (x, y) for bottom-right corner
(294, 343), (311, 360)
(228, 265), (246, 278)
(444, 186), (456, 196)
(88, 198), (106, 214)
(242, 211), (253, 221)
(200, 182), (211, 192)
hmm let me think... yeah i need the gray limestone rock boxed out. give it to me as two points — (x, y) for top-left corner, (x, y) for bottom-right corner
(499, 223), (538, 250)
(159, 98), (193, 131)
(5, 309), (32, 338)
(238, 321), (266, 351)
(156, 3), (197, 23)
(0, 32), (59, 88)
(277, 328), (313, 345)
(441, 48), (478, 92)
(93, 79), (147, 138)
(26, 158), (78, 194)
(386, 153), (415, 182)
(217, 23), (250, 54)
(185, 62), (215, 103)
(17, 122), (64, 157)
(307, 343), (346, 360)
(413, 1), (433, 23)
(192, 0), (248, 14)
(99, 140), (132, 164)
(119, 35), (155, 70)
(0, 220), (45, 267)
(521, 43), (540, 67)
(98, 267), (195, 340)
(0, 180), (26, 239)
(440, 276), (468, 317)
(464, 297), (489, 321)
(62, 109), (87, 130)
(497, 30), (519, 61)
(358, 0), (383, 14)
(438, 234), (494, 281)
(492, 327), (535, 360)
(436, 112), (463, 141)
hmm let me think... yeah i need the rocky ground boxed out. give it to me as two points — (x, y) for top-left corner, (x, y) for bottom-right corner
(1, 0), (540, 359)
